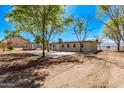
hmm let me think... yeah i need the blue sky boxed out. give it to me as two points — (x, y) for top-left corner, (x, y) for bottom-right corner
(0, 5), (104, 42)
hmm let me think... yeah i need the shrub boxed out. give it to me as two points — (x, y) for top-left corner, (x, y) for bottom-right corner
(7, 44), (14, 50)
(0, 43), (2, 48)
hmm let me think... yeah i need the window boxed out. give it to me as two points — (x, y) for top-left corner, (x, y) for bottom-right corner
(80, 43), (83, 48)
(53, 44), (55, 48)
(62, 44), (64, 48)
(73, 44), (76, 48)
(67, 44), (69, 48)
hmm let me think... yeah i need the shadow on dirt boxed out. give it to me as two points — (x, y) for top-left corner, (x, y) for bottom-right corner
(0, 71), (49, 88)
(0, 53), (37, 62)
(0, 53), (82, 88)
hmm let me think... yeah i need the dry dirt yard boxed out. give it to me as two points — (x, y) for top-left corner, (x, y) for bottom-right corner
(0, 51), (124, 88)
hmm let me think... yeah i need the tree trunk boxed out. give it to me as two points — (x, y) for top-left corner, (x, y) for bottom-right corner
(80, 43), (82, 52)
(99, 43), (100, 50)
(80, 42), (83, 52)
(117, 43), (120, 52)
(2, 45), (5, 52)
(47, 41), (49, 52)
(42, 7), (46, 57)
(3, 47), (5, 52)
(2, 43), (6, 52)
(42, 33), (45, 57)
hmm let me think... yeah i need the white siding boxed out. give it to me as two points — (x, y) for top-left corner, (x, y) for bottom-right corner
(51, 41), (98, 53)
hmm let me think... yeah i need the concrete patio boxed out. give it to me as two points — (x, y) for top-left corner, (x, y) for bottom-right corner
(24, 50), (76, 58)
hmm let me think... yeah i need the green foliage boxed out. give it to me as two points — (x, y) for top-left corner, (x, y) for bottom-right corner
(71, 16), (94, 52)
(6, 6), (64, 33)
(4, 29), (21, 40)
(63, 15), (74, 25)
(5, 6), (58, 56)
(102, 19), (121, 46)
(97, 5), (124, 42)
(97, 5), (111, 18)
(5, 5), (73, 56)
(7, 44), (14, 50)
(34, 35), (43, 44)
(100, 5), (109, 10)
(5, 6), (72, 40)
(72, 16), (93, 42)
(4, 29), (10, 34)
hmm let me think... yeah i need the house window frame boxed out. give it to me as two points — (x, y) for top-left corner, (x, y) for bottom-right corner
(73, 44), (76, 48)
(53, 44), (55, 48)
(80, 43), (84, 48)
(67, 44), (70, 48)
(62, 44), (64, 48)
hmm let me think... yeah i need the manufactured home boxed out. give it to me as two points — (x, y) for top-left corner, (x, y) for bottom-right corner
(50, 40), (98, 53)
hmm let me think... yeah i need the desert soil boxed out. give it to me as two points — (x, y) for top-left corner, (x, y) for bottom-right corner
(0, 51), (124, 88)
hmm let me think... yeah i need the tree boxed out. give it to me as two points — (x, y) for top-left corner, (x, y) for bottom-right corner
(2, 29), (16, 52)
(1, 37), (9, 52)
(44, 14), (73, 52)
(95, 36), (103, 50)
(6, 5), (65, 57)
(4, 29), (21, 42)
(103, 20), (121, 51)
(97, 5), (124, 43)
(4, 29), (11, 39)
(34, 35), (43, 44)
(1, 42), (7, 52)
(0, 41), (2, 49)
(72, 16), (94, 52)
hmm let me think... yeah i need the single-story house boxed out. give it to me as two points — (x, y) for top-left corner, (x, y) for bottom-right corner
(2, 37), (30, 48)
(23, 42), (41, 50)
(2, 37), (42, 50)
(49, 40), (98, 53)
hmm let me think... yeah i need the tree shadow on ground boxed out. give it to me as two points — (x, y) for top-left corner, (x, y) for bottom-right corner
(0, 70), (49, 88)
(0, 53), (37, 62)
(0, 53), (83, 88)
(0, 54), (81, 75)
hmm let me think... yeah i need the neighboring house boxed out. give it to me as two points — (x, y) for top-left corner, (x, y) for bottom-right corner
(50, 40), (98, 53)
(23, 42), (41, 50)
(2, 37), (30, 48)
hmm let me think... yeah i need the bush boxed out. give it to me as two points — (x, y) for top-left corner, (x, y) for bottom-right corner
(7, 44), (14, 50)
(0, 43), (2, 48)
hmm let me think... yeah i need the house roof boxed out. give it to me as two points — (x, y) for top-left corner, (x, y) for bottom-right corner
(25, 42), (41, 44)
(2, 37), (30, 43)
(50, 40), (97, 44)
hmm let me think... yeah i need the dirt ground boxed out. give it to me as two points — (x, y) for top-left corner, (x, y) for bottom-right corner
(0, 50), (124, 88)
(0, 48), (3, 53)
